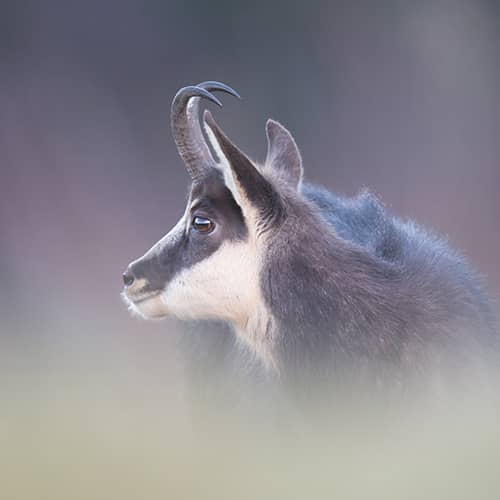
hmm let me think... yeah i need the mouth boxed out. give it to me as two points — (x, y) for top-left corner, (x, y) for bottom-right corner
(129, 290), (162, 304)
(121, 278), (162, 302)
(121, 288), (167, 319)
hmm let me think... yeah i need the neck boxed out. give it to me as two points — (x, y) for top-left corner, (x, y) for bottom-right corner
(259, 225), (412, 374)
(231, 301), (280, 373)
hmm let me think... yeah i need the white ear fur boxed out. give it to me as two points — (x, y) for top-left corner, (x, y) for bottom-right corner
(203, 118), (246, 209)
(203, 117), (228, 166)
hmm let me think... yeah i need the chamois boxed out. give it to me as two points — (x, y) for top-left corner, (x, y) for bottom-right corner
(122, 81), (497, 391)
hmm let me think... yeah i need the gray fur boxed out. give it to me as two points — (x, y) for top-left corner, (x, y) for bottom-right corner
(264, 183), (497, 383)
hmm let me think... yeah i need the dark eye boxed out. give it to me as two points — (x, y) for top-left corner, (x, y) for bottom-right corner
(192, 216), (215, 233)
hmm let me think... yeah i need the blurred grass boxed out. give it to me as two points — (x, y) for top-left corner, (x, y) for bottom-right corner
(2, 340), (499, 500)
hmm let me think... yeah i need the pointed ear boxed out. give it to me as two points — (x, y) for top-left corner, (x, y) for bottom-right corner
(204, 110), (283, 224)
(265, 119), (303, 190)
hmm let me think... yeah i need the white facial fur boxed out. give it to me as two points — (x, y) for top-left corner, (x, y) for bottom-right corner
(160, 239), (261, 324)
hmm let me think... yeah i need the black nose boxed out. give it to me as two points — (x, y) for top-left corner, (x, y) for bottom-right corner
(122, 270), (135, 287)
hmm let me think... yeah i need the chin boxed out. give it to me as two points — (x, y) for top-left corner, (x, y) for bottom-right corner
(121, 291), (169, 320)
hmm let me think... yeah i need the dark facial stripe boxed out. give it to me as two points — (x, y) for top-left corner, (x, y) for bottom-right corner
(127, 170), (247, 293)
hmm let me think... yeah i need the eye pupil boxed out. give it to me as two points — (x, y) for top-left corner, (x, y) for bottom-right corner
(193, 216), (214, 233)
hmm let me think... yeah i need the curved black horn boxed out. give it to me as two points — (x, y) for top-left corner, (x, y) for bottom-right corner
(197, 81), (241, 100)
(170, 81), (240, 180)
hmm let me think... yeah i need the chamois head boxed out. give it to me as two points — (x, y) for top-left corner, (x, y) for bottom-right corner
(122, 82), (303, 333)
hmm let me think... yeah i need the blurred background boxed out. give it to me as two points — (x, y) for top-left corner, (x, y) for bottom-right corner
(1, 1), (499, 498)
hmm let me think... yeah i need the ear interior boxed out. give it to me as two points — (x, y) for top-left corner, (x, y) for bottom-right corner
(202, 113), (245, 208)
(265, 119), (303, 190)
(203, 114), (228, 166)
